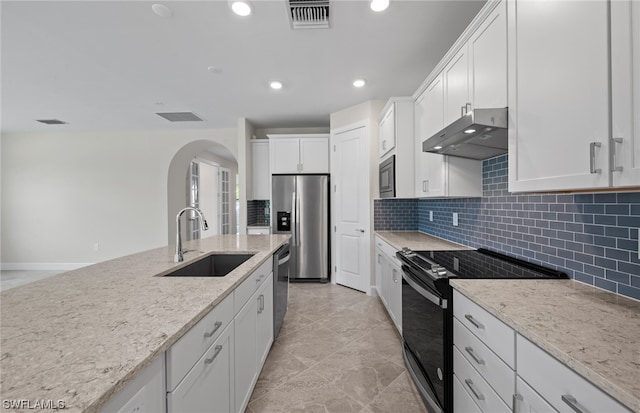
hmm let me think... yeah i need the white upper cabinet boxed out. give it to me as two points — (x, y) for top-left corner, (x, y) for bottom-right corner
(379, 98), (415, 198)
(508, 0), (612, 191)
(611, 0), (640, 187)
(469, 0), (507, 109)
(379, 104), (396, 157)
(251, 141), (270, 200)
(443, 46), (471, 126)
(268, 134), (329, 174)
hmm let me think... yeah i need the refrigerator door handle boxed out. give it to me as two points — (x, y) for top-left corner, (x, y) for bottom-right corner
(296, 193), (302, 247)
(291, 191), (297, 246)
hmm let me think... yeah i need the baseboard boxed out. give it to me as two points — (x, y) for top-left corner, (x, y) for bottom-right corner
(370, 286), (380, 297)
(0, 262), (93, 271)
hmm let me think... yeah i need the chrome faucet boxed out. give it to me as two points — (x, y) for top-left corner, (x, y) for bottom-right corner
(175, 207), (209, 262)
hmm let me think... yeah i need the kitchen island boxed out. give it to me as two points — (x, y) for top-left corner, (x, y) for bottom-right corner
(0, 234), (289, 413)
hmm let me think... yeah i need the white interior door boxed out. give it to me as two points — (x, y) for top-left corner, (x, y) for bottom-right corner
(333, 125), (370, 293)
(199, 161), (219, 237)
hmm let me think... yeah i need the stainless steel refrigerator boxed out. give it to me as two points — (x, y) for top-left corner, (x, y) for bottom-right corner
(271, 174), (329, 282)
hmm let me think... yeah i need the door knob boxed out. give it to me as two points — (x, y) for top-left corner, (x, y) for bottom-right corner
(355, 229), (365, 233)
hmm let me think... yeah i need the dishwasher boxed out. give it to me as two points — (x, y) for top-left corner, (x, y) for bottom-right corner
(273, 242), (290, 338)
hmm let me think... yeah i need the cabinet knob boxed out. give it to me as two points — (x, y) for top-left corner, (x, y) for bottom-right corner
(204, 345), (223, 364)
(611, 137), (624, 172)
(204, 321), (222, 338)
(589, 142), (602, 174)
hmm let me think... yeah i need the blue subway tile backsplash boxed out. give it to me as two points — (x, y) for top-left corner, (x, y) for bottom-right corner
(374, 154), (640, 301)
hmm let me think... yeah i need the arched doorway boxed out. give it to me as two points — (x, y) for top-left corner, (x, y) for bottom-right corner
(167, 140), (239, 245)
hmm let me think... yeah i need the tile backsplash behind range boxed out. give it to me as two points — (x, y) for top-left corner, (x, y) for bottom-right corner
(374, 154), (640, 300)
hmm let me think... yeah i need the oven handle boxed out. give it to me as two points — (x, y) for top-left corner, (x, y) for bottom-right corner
(402, 267), (447, 309)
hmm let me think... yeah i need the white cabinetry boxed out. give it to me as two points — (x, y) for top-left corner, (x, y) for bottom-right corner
(251, 141), (270, 200)
(611, 0), (640, 187)
(453, 289), (632, 413)
(379, 98), (415, 198)
(508, 0), (639, 191)
(516, 334), (631, 413)
(234, 260), (273, 413)
(443, 46), (470, 127)
(374, 236), (401, 334)
(99, 357), (166, 413)
(379, 104), (396, 157)
(167, 324), (234, 413)
(268, 134), (329, 174)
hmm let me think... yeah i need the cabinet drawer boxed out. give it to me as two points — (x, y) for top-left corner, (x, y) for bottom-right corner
(166, 292), (234, 391)
(515, 376), (557, 413)
(234, 258), (272, 314)
(516, 334), (631, 413)
(454, 347), (511, 413)
(167, 323), (234, 413)
(453, 289), (515, 368)
(453, 374), (484, 413)
(374, 236), (400, 265)
(454, 318), (514, 406)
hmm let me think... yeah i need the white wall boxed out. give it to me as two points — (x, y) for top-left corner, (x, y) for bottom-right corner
(1, 128), (237, 268)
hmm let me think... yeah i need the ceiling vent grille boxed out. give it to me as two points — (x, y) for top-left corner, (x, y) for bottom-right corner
(36, 119), (67, 125)
(288, 0), (330, 29)
(155, 112), (203, 122)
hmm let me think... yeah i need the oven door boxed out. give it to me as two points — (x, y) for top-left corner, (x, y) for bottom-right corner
(401, 264), (448, 413)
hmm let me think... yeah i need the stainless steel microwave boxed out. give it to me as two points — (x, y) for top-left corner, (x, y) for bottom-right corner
(379, 155), (395, 198)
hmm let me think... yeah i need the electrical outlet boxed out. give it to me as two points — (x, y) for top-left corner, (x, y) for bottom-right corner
(453, 212), (459, 227)
(429, 211), (433, 222)
(93, 243), (100, 252)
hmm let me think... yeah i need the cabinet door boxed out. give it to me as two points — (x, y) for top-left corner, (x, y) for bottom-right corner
(444, 45), (470, 126)
(379, 253), (392, 312)
(515, 377), (558, 413)
(508, 0), (610, 191)
(270, 138), (300, 174)
(375, 246), (384, 297)
(611, 0), (640, 187)
(168, 324), (234, 413)
(389, 261), (402, 334)
(252, 141), (270, 200)
(256, 274), (274, 368)
(234, 295), (259, 413)
(379, 104), (396, 157)
(469, 0), (507, 109)
(300, 137), (329, 173)
(415, 75), (446, 197)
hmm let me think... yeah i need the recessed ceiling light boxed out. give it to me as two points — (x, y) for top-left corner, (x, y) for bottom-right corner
(464, 129), (477, 134)
(231, 1), (252, 16)
(270, 81), (283, 90)
(434, 146), (443, 150)
(207, 66), (222, 74)
(151, 4), (173, 18)
(353, 79), (366, 88)
(370, 0), (389, 12)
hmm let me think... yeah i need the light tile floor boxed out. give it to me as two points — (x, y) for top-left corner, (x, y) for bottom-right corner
(0, 270), (62, 291)
(247, 282), (428, 413)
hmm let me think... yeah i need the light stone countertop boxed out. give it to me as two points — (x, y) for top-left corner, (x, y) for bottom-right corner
(375, 231), (471, 251)
(450, 279), (640, 413)
(0, 234), (290, 413)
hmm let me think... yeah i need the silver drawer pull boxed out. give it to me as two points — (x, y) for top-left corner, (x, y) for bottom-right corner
(465, 379), (485, 401)
(465, 314), (485, 330)
(204, 321), (222, 338)
(465, 346), (485, 365)
(562, 395), (591, 413)
(512, 394), (523, 413)
(204, 345), (223, 364)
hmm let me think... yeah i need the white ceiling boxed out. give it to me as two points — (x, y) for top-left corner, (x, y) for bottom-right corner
(1, 0), (486, 134)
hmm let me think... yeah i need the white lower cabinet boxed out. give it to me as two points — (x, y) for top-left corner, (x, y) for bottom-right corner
(453, 289), (632, 413)
(235, 272), (274, 413)
(514, 377), (557, 413)
(374, 236), (402, 334)
(167, 323), (235, 413)
(516, 334), (631, 413)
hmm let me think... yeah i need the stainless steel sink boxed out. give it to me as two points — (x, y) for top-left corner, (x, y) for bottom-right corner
(163, 254), (254, 277)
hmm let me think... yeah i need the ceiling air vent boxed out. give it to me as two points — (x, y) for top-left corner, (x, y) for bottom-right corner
(288, 0), (330, 29)
(36, 119), (67, 125)
(155, 112), (204, 122)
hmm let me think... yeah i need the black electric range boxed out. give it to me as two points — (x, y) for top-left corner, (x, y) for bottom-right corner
(396, 247), (568, 413)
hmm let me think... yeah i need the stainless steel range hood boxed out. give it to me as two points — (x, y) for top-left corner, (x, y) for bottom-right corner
(422, 108), (508, 160)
